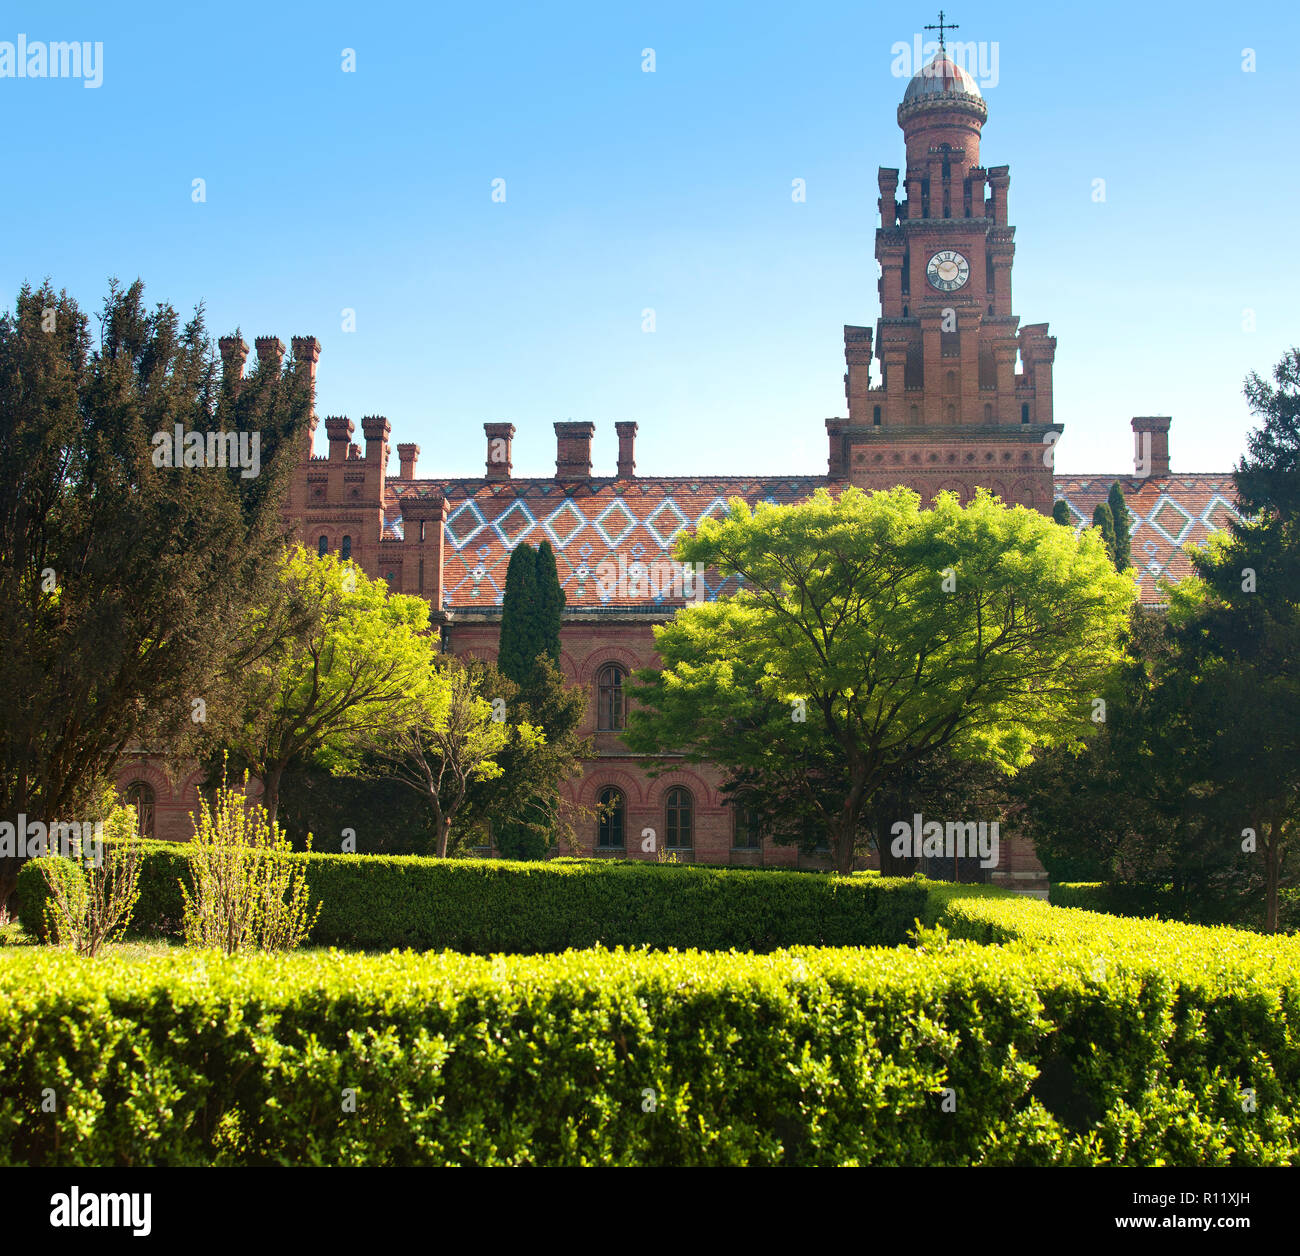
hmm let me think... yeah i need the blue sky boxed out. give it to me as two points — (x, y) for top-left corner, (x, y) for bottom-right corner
(4, 1), (1297, 478)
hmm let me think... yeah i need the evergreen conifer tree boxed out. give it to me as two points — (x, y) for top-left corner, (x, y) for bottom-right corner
(1108, 482), (1133, 571)
(534, 540), (565, 672)
(1092, 501), (1117, 565)
(498, 545), (540, 687)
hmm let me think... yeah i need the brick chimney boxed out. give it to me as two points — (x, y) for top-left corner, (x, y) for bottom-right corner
(825, 418), (848, 479)
(615, 422), (637, 478)
(485, 423), (515, 480)
(397, 443), (420, 480)
(555, 421), (594, 479)
(1131, 416), (1171, 479)
(254, 336), (285, 374)
(402, 492), (448, 608)
(218, 335), (249, 396)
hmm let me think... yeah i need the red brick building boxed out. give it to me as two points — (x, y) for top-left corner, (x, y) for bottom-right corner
(118, 47), (1241, 892)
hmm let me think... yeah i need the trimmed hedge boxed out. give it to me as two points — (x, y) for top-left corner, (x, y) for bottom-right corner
(2, 929), (1298, 1166)
(17, 848), (933, 953)
(935, 890), (1300, 963)
(1051, 881), (1300, 934)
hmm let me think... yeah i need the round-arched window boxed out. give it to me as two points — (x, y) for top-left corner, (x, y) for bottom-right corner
(597, 665), (626, 731)
(597, 787), (625, 849)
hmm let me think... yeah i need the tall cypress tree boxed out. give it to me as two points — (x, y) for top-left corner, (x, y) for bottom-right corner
(1092, 502), (1117, 566)
(534, 540), (565, 672)
(1108, 482), (1133, 571)
(1052, 499), (1072, 527)
(498, 544), (539, 687)
(494, 543), (576, 860)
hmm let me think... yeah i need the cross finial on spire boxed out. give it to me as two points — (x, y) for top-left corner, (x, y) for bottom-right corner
(924, 9), (959, 52)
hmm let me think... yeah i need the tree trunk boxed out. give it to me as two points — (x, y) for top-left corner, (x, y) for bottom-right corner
(436, 815), (451, 859)
(0, 860), (19, 923)
(832, 763), (871, 875)
(262, 762), (284, 830)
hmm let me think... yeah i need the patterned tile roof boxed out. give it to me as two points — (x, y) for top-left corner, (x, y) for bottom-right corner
(1053, 474), (1242, 606)
(392, 477), (820, 610)
(386, 473), (1240, 611)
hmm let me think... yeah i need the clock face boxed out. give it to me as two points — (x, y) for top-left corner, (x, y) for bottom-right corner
(927, 250), (970, 292)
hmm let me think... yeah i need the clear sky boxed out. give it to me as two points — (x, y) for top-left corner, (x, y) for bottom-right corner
(4, 1), (1297, 479)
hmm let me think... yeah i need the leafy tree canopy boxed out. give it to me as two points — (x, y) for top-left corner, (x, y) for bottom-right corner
(627, 486), (1135, 873)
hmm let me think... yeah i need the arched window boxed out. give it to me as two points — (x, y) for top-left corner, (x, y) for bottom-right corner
(665, 787), (693, 850)
(597, 664), (626, 731)
(341, 535), (352, 560)
(124, 781), (155, 840)
(1021, 403), (1030, 424)
(597, 787), (625, 849)
(733, 795), (762, 850)
(318, 534), (329, 557)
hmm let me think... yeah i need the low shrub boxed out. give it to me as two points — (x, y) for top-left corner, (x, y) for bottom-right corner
(2, 933), (1296, 1166)
(19, 850), (932, 953)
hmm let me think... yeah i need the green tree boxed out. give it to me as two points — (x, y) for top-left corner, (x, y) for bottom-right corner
(0, 279), (309, 908)
(1052, 499), (1072, 528)
(363, 655), (537, 857)
(1108, 482), (1133, 571)
(534, 539), (565, 669)
(498, 544), (540, 686)
(498, 541), (566, 688)
(627, 487), (1135, 874)
(462, 656), (593, 858)
(1024, 351), (1300, 931)
(1092, 501), (1117, 566)
(491, 542), (574, 855)
(221, 546), (432, 826)
(1011, 607), (1194, 886)
(1153, 348), (1300, 930)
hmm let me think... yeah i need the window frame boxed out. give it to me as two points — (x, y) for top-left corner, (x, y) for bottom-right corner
(596, 664), (626, 731)
(596, 786), (625, 849)
(665, 786), (694, 851)
(732, 795), (763, 850)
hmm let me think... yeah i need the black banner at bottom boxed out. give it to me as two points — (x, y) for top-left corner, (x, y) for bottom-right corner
(5, 1165), (1284, 1243)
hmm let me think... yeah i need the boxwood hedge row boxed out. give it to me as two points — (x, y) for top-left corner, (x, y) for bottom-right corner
(1050, 881), (1300, 934)
(16, 847), (932, 953)
(2, 929), (1296, 1166)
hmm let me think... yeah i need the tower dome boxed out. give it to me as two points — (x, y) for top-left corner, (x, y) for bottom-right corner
(898, 49), (987, 127)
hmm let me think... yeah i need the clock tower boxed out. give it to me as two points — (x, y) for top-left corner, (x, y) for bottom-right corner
(827, 35), (1061, 511)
